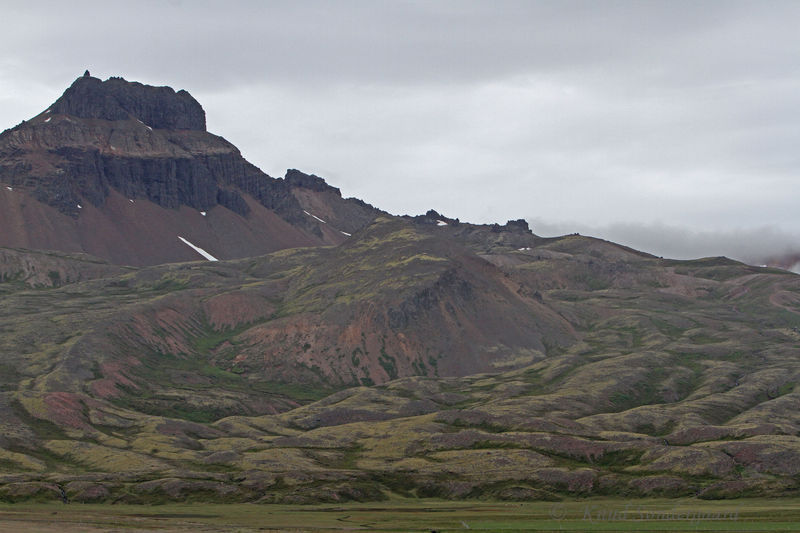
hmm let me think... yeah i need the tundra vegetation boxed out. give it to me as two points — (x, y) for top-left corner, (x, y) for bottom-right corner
(1, 216), (800, 507)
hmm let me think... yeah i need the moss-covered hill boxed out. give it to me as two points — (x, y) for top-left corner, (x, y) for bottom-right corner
(1, 215), (800, 503)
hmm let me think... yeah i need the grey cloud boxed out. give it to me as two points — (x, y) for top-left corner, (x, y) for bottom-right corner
(6, 1), (800, 89)
(529, 218), (800, 266)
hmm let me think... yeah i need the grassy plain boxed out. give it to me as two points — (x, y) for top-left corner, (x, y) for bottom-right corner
(0, 497), (799, 532)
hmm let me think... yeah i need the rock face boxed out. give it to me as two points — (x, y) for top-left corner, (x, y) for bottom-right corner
(0, 75), (383, 265)
(50, 75), (206, 130)
(285, 168), (340, 194)
(45, 143), (299, 219)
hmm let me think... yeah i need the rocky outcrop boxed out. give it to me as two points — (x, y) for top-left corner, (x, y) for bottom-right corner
(50, 75), (206, 131)
(285, 168), (341, 195)
(0, 75), (385, 265)
(0, 75), (304, 219)
(48, 146), (291, 217)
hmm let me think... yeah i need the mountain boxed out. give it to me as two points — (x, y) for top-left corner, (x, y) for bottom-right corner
(0, 73), (381, 266)
(1, 75), (800, 504)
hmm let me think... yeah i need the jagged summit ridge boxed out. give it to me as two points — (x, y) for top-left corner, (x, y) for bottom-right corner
(50, 74), (206, 131)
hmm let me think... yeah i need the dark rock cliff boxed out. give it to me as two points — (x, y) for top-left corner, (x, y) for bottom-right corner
(33, 147), (316, 221)
(285, 169), (341, 195)
(0, 75), (372, 227)
(50, 75), (206, 131)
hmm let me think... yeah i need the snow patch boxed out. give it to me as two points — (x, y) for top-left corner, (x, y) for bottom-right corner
(5, 186), (12, 191)
(340, 231), (351, 237)
(518, 247), (531, 251)
(45, 109), (51, 114)
(437, 220), (448, 226)
(77, 204), (82, 209)
(178, 236), (218, 261)
(129, 199), (134, 203)
(44, 117), (51, 123)
(303, 210), (327, 224)
(200, 211), (207, 216)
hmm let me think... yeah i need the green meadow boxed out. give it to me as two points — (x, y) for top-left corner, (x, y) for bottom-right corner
(1, 497), (799, 532)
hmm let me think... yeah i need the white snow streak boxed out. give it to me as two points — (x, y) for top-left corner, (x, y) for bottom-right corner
(340, 231), (351, 237)
(77, 204), (82, 209)
(200, 211), (207, 216)
(178, 236), (219, 261)
(44, 117), (51, 123)
(437, 220), (448, 226)
(518, 247), (531, 251)
(303, 210), (326, 224)
(5, 186), (12, 191)
(129, 199), (134, 203)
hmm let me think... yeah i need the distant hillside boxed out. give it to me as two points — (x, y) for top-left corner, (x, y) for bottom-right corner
(1, 216), (799, 503)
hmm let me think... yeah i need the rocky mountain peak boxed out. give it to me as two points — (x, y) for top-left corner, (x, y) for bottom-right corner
(0, 75), (385, 264)
(285, 169), (342, 196)
(49, 74), (206, 131)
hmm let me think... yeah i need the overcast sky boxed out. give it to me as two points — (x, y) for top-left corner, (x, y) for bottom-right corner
(2, 1), (799, 263)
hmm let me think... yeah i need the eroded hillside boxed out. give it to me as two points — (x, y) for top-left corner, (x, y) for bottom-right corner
(1, 216), (799, 503)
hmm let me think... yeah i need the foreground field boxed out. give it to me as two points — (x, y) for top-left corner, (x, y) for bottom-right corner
(1, 498), (799, 532)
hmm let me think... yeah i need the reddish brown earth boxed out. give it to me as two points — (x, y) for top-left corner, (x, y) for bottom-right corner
(0, 187), (329, 265)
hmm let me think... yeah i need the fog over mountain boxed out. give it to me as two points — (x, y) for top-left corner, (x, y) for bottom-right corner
(531, 219), (800, 272)
(2, 1), (799, 261)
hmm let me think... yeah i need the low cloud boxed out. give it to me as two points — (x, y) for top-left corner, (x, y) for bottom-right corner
(529, 218), (800, 268)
